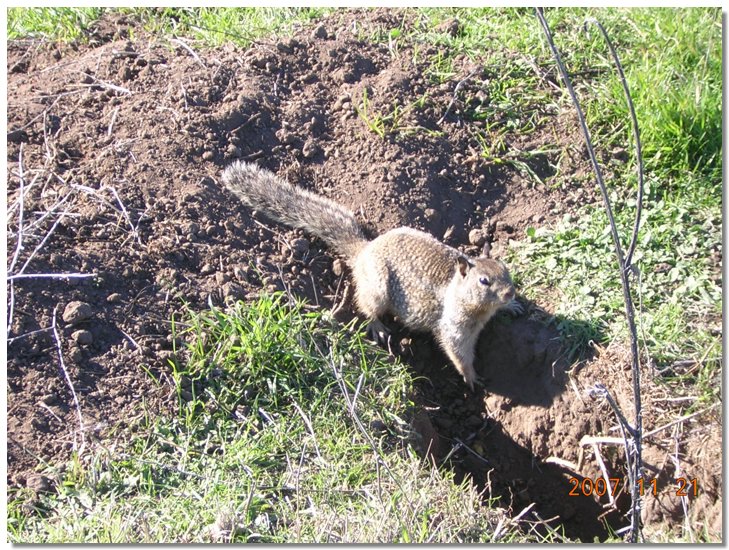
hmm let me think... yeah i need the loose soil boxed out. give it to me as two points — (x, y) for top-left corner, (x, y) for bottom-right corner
(6, 9), (721, 542)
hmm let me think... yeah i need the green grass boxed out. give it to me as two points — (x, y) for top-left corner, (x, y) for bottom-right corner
(9, 295), (531, 543)
(7, 7), (103, 41)
(510, 184), (721, 361)
(411, 8), (721, 177)
(124, 7), (332, 47)
(8, 7), (332, 47)
(354, 89), (437, 140)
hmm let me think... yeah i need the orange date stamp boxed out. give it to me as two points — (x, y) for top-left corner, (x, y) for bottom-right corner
(567, 476), (699, 498)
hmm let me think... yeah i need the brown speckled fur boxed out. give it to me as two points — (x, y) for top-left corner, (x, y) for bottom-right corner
(222, 162), (516, 389)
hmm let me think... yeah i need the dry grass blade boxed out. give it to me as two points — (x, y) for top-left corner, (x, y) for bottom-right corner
(325, 348), (417, 525)
(7, 327), (54, 345)
(51, 305), (86, 454)
(107, 107), (119, 136)
(292, 400), (324, 463)
(437, 68), (479, 124)
(8, 283), (16, 338)
(170, 37), (207, 70)
(9, 143), (27, 274)
(17, 196), (75, 276)
(74, 75), (132, 95)
(643, 403), (720, 439)
(670, 430), (695, 542)
(591, 442), (618, 509)
(71, 183), (143, 246)
(16, 187), (73, 237)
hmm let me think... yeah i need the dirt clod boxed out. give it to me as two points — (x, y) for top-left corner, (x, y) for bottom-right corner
(468, 228), (487, 246)
(62, 301), (93, 325)
(72, 329), (94, 345)
(25, 474), (53, 494)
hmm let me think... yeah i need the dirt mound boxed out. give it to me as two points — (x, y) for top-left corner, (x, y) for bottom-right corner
(6, 10), (721, 541)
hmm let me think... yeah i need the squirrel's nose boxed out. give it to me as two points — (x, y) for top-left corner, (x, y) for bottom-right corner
(504, 288), (515, 302)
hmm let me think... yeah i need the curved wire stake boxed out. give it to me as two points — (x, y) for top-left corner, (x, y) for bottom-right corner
(535, 8), (645, 542)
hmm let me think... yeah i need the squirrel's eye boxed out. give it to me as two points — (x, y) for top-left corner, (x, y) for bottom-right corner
(479, 276), (490, 286)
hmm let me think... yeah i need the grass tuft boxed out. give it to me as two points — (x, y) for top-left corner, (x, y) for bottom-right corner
(8, 7), (103, 41)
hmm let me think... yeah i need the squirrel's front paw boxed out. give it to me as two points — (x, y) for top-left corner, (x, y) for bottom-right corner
(461, 368), (484, 392)
(501, 298), (524, 316)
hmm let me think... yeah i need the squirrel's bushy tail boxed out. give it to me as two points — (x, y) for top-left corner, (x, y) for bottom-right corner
(222, 161), (368, 260)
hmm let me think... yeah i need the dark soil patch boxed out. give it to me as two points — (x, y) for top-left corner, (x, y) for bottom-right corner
(6, 9), (721, 541)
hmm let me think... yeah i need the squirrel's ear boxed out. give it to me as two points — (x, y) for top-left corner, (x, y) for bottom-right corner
(456, 256), (471, 277)
(482, 242), (492, 258)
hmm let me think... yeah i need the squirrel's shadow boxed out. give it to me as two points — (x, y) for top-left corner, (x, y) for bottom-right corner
(405, 310), (619, 541)
(402, 306), (602, 408)
(475, 310), (603, 407)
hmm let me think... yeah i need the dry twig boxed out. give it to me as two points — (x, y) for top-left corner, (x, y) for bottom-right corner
(75, 75), (132, 95)
(536, 9), (646, 540)
(8, 273), (97, 281)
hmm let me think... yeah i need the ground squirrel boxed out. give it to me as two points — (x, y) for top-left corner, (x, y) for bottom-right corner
(221, 161), (517, 390)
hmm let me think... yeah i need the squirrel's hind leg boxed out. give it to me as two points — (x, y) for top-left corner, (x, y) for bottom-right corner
(366, 318), (392, 350)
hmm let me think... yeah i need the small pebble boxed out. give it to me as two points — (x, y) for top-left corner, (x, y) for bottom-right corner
(233, 266), (249, 283)
(290, 238), (309, 258)
(495, 220), (513, 233)
(436, 18), (460, 37)
(276, 40), (294, 54)
(424, 208), (440, 222)
(332, 94), (351, 112)
(223, 282), (244, 300)
(26, 474), (52, 494)
(40, 394), (57, 405)
(184, 221), (199, 236)
(226, 144), (241, 158)
(302, 139), (321, 159)
(276, 129), (296, 144)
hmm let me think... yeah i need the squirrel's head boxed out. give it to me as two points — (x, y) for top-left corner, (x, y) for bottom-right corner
(454, 242), (515, 311)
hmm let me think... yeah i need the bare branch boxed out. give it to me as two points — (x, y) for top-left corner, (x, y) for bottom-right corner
(536, 9), (645, 541)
